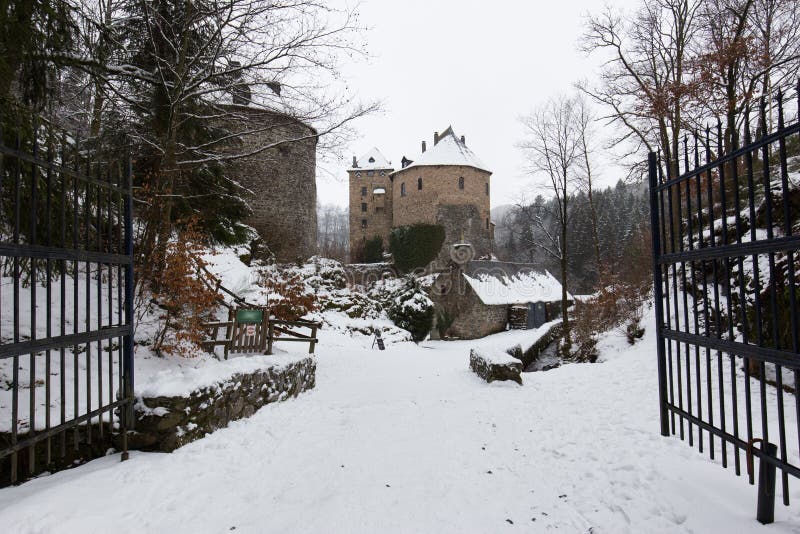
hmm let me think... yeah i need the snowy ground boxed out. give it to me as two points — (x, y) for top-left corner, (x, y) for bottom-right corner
(1, 311), (800, 533)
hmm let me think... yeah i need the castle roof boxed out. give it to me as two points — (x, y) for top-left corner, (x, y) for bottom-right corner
(349, 147), (393, 171)
(393, 126), (490, 175)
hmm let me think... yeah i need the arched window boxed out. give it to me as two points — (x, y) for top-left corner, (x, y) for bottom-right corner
(417, 177), (423, 190)
(401, 183), (406, 197)
(458, 176), (464, 190)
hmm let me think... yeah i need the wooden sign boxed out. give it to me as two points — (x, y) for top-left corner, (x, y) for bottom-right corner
(373, 332), (385, 350)
(236, 309), (263, 324)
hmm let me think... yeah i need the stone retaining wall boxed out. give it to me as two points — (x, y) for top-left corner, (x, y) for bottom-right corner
(131, 357), (316, 452)
(506, 322), (563, 369)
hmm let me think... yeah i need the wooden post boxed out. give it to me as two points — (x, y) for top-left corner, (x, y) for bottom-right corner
(309, 325), (317, 354)
(259, 308), (269, 353)
(266, 321), (274, 355)
(224, 308), (233, 360)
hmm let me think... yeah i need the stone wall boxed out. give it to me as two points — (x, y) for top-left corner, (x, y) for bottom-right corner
(390, 165), (492, 264)
(431, 269), (507, 339)
(391, 165), (491, 228)
(0, 357), (317, 487)
(132, 357), (316, 452)
(222, 106), (318, 262)
(434, 204), (493, 265)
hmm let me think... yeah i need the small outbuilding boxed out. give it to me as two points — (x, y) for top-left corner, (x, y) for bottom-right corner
(431, 258), (570, 340)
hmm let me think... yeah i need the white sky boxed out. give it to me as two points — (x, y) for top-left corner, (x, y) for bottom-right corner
(317, 0), (640, 208)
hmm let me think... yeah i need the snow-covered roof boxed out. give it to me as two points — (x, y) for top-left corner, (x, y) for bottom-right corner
(460, 261), (569, 305)
(392, 126), (490, 175)
(349, 147), (393, 171)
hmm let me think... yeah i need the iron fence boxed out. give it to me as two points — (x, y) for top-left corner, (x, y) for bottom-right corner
(0, 115), (134, 485)
(649, 82), (800, 523)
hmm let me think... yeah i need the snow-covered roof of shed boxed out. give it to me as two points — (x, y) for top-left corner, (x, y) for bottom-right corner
(349, 147), (393, 171)
(392, 126), (490, 175)
(460, 261), (569, 305)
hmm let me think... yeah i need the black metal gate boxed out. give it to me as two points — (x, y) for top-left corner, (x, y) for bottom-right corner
(649, 85), (800, 523)
(0, 116), (134, 485)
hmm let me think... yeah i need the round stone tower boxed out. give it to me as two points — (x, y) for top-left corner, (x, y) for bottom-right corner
(222, 105), (318, 262)
(390, 126), (493, 263)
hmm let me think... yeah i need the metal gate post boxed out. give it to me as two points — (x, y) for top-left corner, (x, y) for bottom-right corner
(757, 442), (778, 524)
(121, 156), (135, 460)
(648, 152), (670, 437)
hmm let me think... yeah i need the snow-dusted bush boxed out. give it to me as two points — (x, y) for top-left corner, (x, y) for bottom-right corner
(385, 276), (434, 342)
(321, 289), (382, 319)
(301, 256), (348, 291)
(144, 223), (221, 357)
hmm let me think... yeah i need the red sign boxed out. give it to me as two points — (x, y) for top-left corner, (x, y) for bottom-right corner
(246, 324), (256, 337)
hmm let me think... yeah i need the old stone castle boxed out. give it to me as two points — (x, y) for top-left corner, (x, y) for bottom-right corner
(348, 126), (494, 263)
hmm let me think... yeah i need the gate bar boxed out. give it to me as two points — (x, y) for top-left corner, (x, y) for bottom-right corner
(648, 151), (670, 437)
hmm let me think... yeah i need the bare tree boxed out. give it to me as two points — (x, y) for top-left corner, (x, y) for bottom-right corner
(61, 0), (378, 281)
(519, 95), (584, 354)
(693, 0), (755, 152)
(317, 202), (349, 263)
(575, 95), (602, 280)
(693, 0), (800, 141)
(580, 0), (701, 179)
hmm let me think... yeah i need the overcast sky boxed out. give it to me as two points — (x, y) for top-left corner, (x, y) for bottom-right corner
(317, 0), (640, 209)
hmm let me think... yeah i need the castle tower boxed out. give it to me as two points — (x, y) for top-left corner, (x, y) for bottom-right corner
(390, 126), (493, 263)
(348, 148), (394, 262)
(222, 105), (318, 262)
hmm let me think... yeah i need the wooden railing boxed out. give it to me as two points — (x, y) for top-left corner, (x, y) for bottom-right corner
(201, 312), (319, 359)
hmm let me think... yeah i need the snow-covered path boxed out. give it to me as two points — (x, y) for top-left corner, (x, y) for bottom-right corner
(2, 321), (800, 533)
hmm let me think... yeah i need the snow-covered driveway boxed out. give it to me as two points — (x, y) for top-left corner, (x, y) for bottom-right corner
(1, 322), (799, 533)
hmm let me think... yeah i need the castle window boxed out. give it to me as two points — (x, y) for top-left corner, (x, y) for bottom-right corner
(369, 157), (375, 163)
(367, 170), (374, 177)
(458, 176), (464, 190)
(361, 203), (368, 212)
(485, 182), (489, 195)
(380, 171), (386, 176)
(417, 177), (423, 190)
(401, 183), (406, 197)
(486, 218), (490, 229)
(361, 219), (367, 229)
(361, 187), (367, 197)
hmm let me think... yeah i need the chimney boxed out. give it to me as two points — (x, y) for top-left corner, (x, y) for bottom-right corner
(421, 140), (427, 153)
(352, 155), (357, 168)
(460, 135), (465, 144)
(434, 132), (440, 145)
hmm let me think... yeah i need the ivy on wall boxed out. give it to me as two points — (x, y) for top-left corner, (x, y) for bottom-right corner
(389, 223), (445, 273)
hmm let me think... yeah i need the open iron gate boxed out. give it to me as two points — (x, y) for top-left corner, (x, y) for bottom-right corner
(648, 86), (800, 523)
(0, 116), (134, 485)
